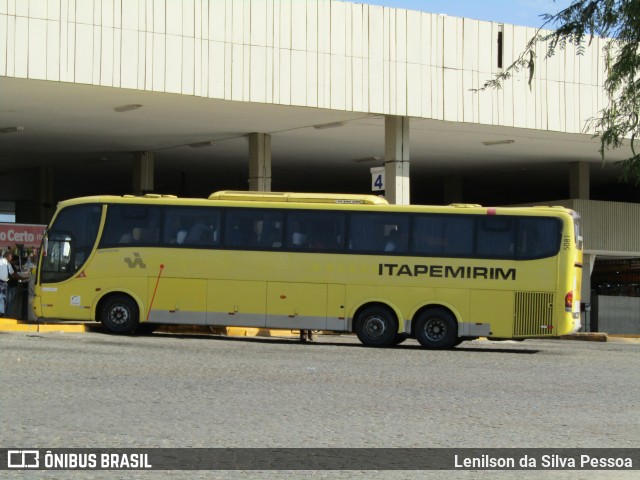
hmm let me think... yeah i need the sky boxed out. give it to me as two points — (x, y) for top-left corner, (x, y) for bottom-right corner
(346, 0), (574, 28)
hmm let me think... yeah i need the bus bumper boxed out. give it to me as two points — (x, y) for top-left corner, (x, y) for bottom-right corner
(566, 312), (582, 335)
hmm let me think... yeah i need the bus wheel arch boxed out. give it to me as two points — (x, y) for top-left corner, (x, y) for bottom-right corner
(97, 292), (141, 334)
(353, 302), (400, 348)
(412, 305), (459, 349)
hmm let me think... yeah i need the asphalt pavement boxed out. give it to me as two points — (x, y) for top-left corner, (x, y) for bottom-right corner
(1, 330), (638, 479)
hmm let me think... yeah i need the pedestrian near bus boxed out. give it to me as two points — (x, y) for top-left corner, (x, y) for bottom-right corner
(0, 251), (26, 317)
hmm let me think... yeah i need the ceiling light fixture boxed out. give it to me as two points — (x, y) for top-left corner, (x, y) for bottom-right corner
(313, 121), (345, 130)
(482, 139), (515, 146)
(114, 104), (143, 113)
(0, 126), (24, 134)
(189, 140), (215, 148)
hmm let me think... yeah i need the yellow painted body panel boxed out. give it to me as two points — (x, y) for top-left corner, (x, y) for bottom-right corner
(148, 277), (207, 324)
(266, 282), (328, 329)
(470, 290), (514, 338)
(207, 279), (267, 326)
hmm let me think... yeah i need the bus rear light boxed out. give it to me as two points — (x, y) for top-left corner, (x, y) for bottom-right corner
(565, 291), (573, 311)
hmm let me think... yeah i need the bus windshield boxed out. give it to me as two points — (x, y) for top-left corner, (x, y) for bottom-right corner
(40, 204), (102, 283)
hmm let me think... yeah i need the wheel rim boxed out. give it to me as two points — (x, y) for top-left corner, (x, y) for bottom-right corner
(364, 315), (388, 339)
(109, 305), (130, 326)
(424, 317), (447, 342)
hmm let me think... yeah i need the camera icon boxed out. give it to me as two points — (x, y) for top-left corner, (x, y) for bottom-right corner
(7, 450), (40, 469)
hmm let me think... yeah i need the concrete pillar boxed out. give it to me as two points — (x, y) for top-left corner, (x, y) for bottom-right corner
(248, 133), (272, 192)
(569, 162), (590, 200)
(443, 176), (463, 204)
(581, 253), (596, 331)
(133, 151), (154, 195)
(384, 116), (410, 205)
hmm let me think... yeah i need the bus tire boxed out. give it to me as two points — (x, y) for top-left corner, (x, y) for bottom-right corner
(415, 308), (458, 349)
(355, 306), (398, 348)
(100, 295), (140, 334)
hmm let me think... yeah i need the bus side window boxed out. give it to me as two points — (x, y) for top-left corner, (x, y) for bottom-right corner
(287, 211), (345, 252)
(164, 209), (183, 244)
(309, 224), (333, 250)
(350, 213), (409, 253)
(384, 229), (398, 251)
(445, 217), (474, 256)
(224, 210), (282, 249)
(517, 218), (561, 259)
(101, 205), (160, 247)
(225, 218), (251, 247)
(413, 215), (474, 257)
(413, 216), (447, 255)
(287, 215), (309, 249)
(477, 217), (515, 258)
(162, 207), (221, 247)
(256, 213), (284, 249)
(289, 221), (307, 248)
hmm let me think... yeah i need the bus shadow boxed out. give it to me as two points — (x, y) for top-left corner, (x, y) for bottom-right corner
(388, 343), (540, 354)
(150, 332), (541, 354)
(453, 346), (540, 354)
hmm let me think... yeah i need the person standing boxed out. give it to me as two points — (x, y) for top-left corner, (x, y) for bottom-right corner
(0, 251), (26, 317)
(0, 251), (15, 317)
(299, 329), (315, 342)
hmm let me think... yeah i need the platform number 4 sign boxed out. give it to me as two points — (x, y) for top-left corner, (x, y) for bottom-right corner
(370, 167), (385, 192)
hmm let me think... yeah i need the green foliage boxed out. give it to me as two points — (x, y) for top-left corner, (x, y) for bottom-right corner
(478, 0), (640, 185)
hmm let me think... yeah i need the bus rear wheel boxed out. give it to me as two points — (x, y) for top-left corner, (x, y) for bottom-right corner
(355, 306), (398, 348)
(415, 308), (458, 349)
(100, 295), (139, 334)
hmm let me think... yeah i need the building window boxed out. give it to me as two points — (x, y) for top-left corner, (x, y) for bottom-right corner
(497, 25), (504, 69)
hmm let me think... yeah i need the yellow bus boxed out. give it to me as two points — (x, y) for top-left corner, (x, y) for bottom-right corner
(34, 191), (583, 348)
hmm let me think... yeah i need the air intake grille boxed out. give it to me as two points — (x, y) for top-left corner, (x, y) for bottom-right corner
(514, 292), (554, 337)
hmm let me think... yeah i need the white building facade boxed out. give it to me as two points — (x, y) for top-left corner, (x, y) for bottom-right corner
(1, 0), (638, 331)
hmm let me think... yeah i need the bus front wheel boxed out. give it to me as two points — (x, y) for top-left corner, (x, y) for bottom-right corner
(355, 306), (398, 348)
(415, 308), (458, 349)
(100, 295), (140, 334)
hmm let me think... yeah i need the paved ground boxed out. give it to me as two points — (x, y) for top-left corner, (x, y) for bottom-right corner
(1, 331), (638, 479)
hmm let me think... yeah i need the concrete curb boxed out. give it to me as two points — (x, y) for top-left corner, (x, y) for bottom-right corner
(561, 333), (608, 342)
(0, 318), (90, 333)
(0, 318), (300, 338)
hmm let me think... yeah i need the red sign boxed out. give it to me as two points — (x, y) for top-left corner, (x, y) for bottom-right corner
(0, 223), (46, 249)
